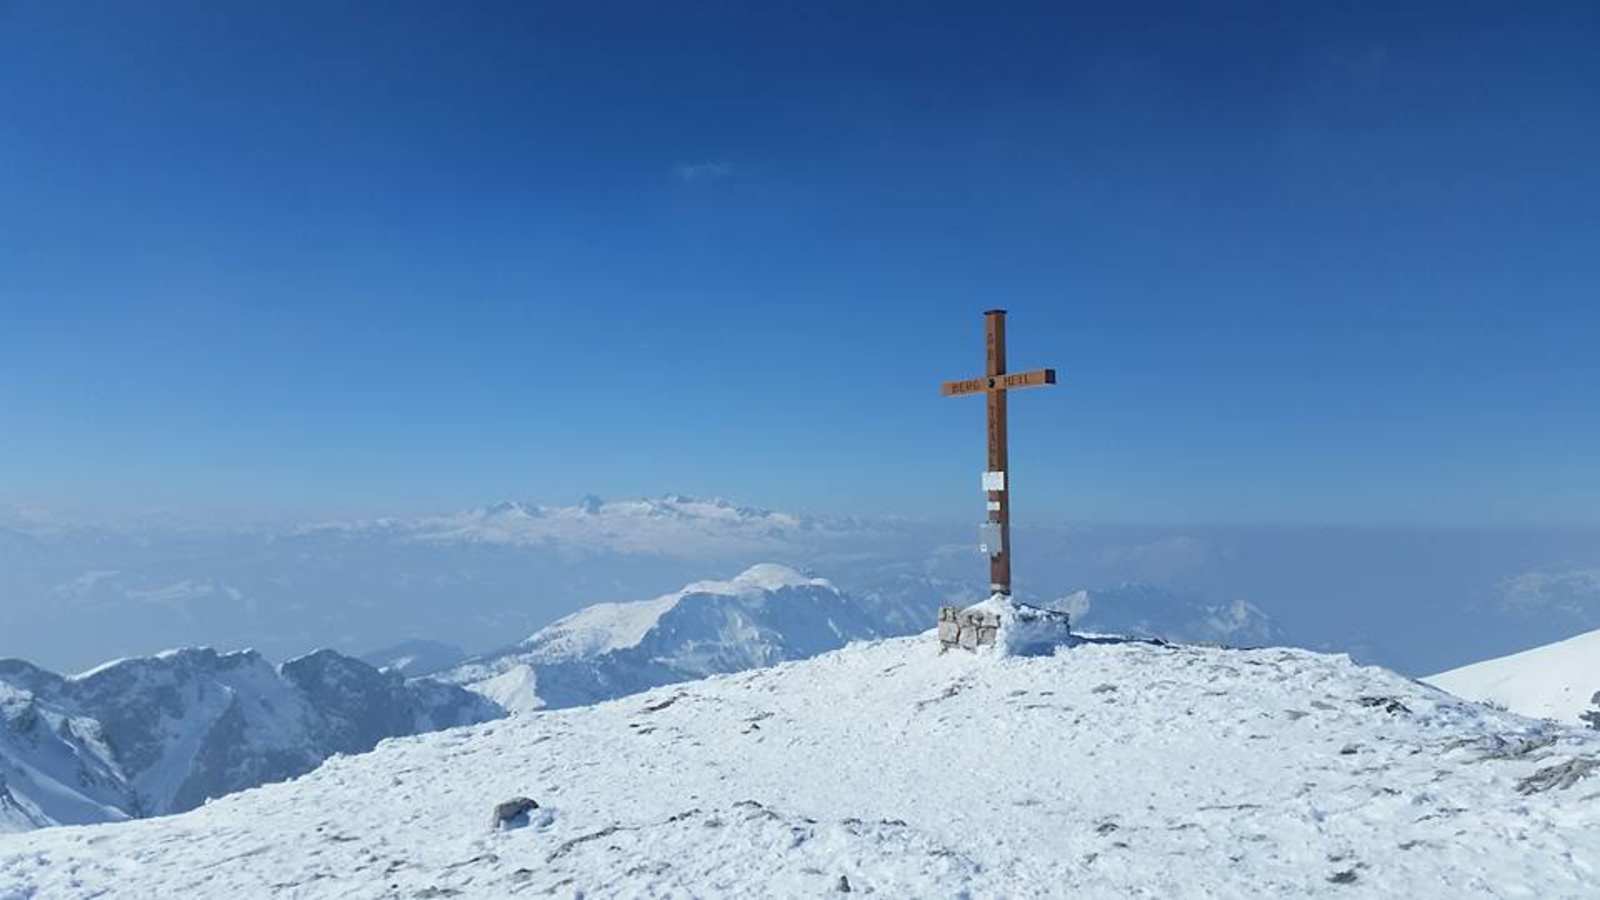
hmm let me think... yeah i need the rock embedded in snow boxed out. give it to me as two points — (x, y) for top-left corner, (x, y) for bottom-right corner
(3, 635), (1597, 897)
(1516, 757), (1600, 794)
(490, 797), (540, 831)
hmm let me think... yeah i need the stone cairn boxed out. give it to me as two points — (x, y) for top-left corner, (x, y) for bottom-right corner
(937, 606), (1002, 651)
(938, 601), (1072, 654)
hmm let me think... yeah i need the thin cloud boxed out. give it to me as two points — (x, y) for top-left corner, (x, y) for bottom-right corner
(673, 161), (732, 183)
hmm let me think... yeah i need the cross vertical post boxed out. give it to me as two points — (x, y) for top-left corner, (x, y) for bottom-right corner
(940, 309), (1058, 604)
(985, 309), (1011, 596)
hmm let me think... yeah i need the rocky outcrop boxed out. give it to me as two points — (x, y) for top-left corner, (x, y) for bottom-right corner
(0, 647), (504, 831)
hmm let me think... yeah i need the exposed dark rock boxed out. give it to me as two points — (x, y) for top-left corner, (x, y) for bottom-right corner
(1581, 692), (1600, 731)
(491, 797), (540, 831)
(1356, 696), (1411, 715)
(1516, 757), (1600, 795)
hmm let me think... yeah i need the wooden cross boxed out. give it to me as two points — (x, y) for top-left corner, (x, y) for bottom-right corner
(940, 309), (1057, 598)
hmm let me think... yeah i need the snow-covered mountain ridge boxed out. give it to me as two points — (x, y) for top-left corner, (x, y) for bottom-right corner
(438, 564), (884, 712)
(0, 647), (502, 833)
(3, 634), (1595, 897)
(296, 494), (846, 556)
(1426, 627), (1600, 726)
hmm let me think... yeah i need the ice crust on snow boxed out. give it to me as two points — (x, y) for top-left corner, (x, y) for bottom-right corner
(3, 635), (1597, 897)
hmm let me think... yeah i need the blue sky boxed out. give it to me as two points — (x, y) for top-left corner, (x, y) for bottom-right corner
(2, 2), (1597, 525)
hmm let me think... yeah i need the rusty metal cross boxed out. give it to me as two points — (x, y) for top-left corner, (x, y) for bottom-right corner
(940, 309), (1058, 597)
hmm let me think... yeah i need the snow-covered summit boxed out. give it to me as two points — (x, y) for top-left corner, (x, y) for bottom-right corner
(522, 563), (836, 662)
(439, 564), (878, 711)
(1426, 627), (1600, 726)
(681, 562), (833, 595)
(5, 635), (1596, 896)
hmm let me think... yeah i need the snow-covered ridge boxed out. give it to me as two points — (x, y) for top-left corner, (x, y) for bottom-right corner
(438, 564), (880, 712)
(681, 561), (834, 595)
(1426, 627), (1600, 726)
(0, 647), (503, 832)
(287, 494), (854, 558)
(4, 635), (1596, 896)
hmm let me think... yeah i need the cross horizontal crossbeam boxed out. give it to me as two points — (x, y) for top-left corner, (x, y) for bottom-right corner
(939, 367), (1056, 397)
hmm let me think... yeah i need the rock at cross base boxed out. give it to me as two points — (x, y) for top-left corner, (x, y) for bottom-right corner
(491, 797), (540, 831)
(937, 595), (1072, 657)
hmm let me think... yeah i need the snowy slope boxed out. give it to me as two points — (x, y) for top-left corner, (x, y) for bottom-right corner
(0, 679), (136, 830)
(1426, 627), (1600, 726)
(3, 635), (1597, 897)
(439, 564), (883, 712)
(0, 648), (502, 832)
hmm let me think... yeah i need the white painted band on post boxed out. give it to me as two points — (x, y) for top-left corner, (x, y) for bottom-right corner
(986, 500), (1001, 512)
(982, 470), (1006, 491)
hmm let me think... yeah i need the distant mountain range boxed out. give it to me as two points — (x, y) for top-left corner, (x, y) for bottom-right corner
(0, 495), (914, 673)
(294, 494), (854, 556)
(1, 557), (1293, 834)
(0, 647), (501, 832)
(1056, 583), (1282, 647)
(8, 497), (1600, 679)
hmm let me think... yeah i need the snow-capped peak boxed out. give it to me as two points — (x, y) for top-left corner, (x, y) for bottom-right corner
(681, 563), (832, 596)
(437, 565), (878, 712)
(69, 646), (264, 682)
(516, 565), (833, 663)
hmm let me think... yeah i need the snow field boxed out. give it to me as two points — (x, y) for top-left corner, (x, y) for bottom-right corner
(3, 634), (1598, 897)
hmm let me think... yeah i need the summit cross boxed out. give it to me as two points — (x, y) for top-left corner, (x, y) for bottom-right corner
(939, 309), (1058, 598)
